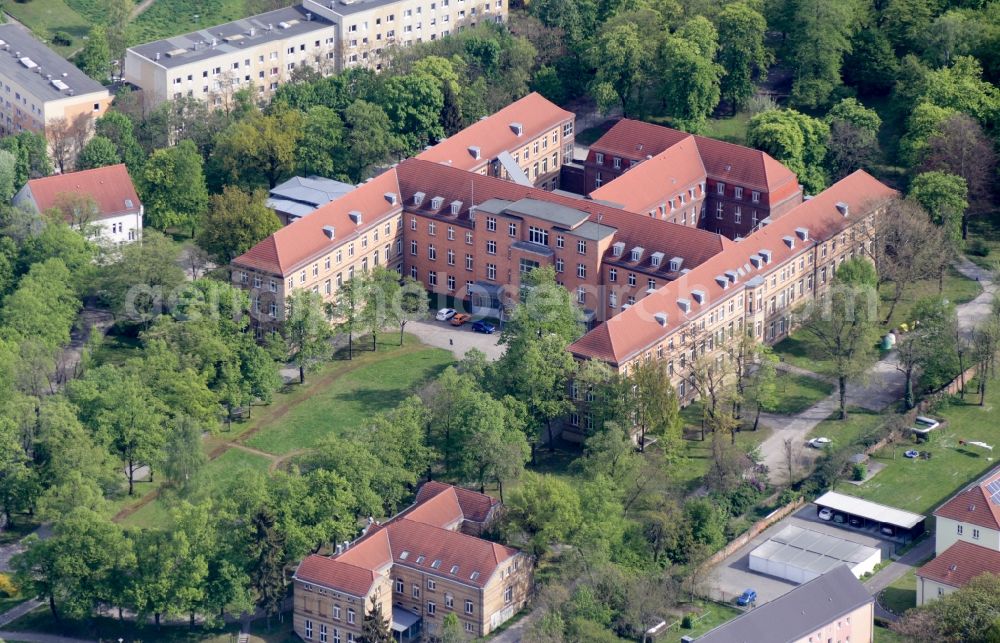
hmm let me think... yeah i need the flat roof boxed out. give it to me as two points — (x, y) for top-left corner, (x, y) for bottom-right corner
(505, 198), (590, 229)
(305, 0), (404, 17)
(0, 24), (107, 101)
(128, 5), (333, 69)
(695, 566), (873, 643)
(815, 491), (925, 529)
(750, 525), (880, 575)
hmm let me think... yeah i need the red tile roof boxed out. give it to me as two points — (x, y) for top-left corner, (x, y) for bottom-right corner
(588, 135), (706, 214)
(934, 467), (1000, 531)
(414, 480), (498, 523)
(395, 158), (731, 271)
(24, 164), (141, 221)
(917, 540), (1000, 589)
(587, 119), (800, 194)
(296, 483), (519, 594)
(416, 92), (573, 171)
(569, 170), (897, 365)
(296, 556), (379, 597)
(588, 119), (690, 163)
(233, 169), (401, 275)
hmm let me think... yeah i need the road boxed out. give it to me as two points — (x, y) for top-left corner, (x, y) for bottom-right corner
(756, 259), (995, 483)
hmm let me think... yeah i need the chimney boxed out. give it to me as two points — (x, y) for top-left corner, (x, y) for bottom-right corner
(348, 210), (362, 224)
(322, 225), (336, 239)
(249, 27), (256, 36)
(836, 201), (849, 217)
(654, 312), (668, 326)
(155, 52), (161, 60)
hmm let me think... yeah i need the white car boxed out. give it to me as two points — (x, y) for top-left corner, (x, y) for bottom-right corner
(818, 508), (833, 521)
(435, 308), (456, 321)
(808, 437), (832, 449)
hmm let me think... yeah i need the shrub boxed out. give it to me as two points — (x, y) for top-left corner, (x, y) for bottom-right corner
(968, 240), (990, 257)
(682, 614), (693, 629)
(52, 31), (73, 46)
(0, 573), (18, 597)
(852, 463), (867, 481)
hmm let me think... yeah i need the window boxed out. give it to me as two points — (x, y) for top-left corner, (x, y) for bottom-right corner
(556, 235), (565, 248)
(595, 152), (604, 165)
(577, 264), (586, 278)
(333, 628), (341, 643)
(447, 275), (455, 291)
(428, 271), (437, 286)
(447, 249), (455, 265)
(717, 182), (725, 195)
(716, 202), (724, 218)
(958, 525), (964, 535)
(555, 258), (564, 273)
(734, 186), (743, 199)
(428, 245), (436, 260)
(509, 222), (517, 237)
(347, 609), (355, 625)
(648, 278), (656, 290)
(410, 240), (417, 255)
(974, 528), (981, 539)
(735, 207), (742, 223)
(487, 264), (496, 280)
(427, 602), (436, 616)
(577, 240), (587, 255)
(613, 157), (622, 169)
(528, 226), (548, 245)
(628, 273), (636, 287)
(577, 286), (586, 303)
(412, 584), (420, 598)
(395, 578), (403, 593)
(504, 586), (513, 604)
(320, 624), (328, 643)
(608, 268), (617, 282)
(487, 240), (497, 255)
(445, 594), (454, 608)
(305, 620), (313, 639)
(427, 578), (436, 590)
(428, 221), (436, 236)
(465, 600), (474, 614)
(609, 293), (617, 308)
(752, 190), (760, 203)
(465, 231), (473, 244)
(486, 217), (496, 232)
(466, 254), (473, 270)
(447, 226), (455, 240)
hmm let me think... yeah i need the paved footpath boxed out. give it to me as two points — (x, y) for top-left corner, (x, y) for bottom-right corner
(0, 630), (93, 643)
(757, 260), (995, 484)
(864, 537), (935, 622)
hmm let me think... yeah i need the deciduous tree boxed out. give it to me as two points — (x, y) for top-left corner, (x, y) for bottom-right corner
(197, 186), (281, 264)
(284, 289), (332, 384)
(717, 2), (770, 114)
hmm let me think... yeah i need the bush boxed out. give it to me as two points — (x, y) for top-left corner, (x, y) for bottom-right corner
(52, 31), (73, 46)
(0, 573), (18, 597)
(968, 239), (991, 257)
(682, 614), (693, 629)
(852, 463), (867, 481)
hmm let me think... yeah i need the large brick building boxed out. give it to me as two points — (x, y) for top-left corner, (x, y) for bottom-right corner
(293, 482), (531, 641)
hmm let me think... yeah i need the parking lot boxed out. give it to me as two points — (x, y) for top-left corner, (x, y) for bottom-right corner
(406, 319), (504, 360)
(703, 505), (893, 607)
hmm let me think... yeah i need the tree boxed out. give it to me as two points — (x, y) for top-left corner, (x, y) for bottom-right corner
(843, 28), (898, 95)
(98, 230), (186, 324)
(921, 114), (997, 234)
(76, 135), (120, 170)
(95, 111), (145, 172)
(796, 259), (880, 419)
(101, 0), (132, 64)
(459, 395), (529, 499)
(212, 110), (304, 189)
(296, 106), (344, 178)
(248, 506), (287, 629)
(507, 472), (583, 555)
(882, 0), (935, 55)
(909, 171), (968, 245)
(284, 289), (332, 383)
(786, 0), (859, 108)
(378, 73), (446, 154)
(899, 102), (956, 168)
(892, 573), (1000, 642)
(717, 3), (770, 114)
(0, 131), (52, 186)
(78, 25), (111, 81)
(361, 601), (393, 643)
(590, 22), (650, 117)
(161, 416), (207, 496)
(735, 334), (778, 431)
(747, 109), (830, 194)
(361, 267), (401, 351)
(630, 358), (681, 455)
(971, 318), (1000, 406)
(895, 297), (959, 409)
(344, 100), (396, 182)
(440, 612), (464, 643)
(393, 277), (426, 345)
(0, 150), (16, 202)
(140, 140), (209, 234)
(658, 34), (723, 132)
(197, 186), (281, 264)
(330, 276), (366, 359)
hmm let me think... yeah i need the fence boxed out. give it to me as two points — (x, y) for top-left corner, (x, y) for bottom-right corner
(701, 496), (805, 569)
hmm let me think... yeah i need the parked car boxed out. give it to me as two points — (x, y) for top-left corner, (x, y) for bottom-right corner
(818, 508), (833, 521)
(833, 513), (847, 524)
(849, 516), (863, 528)
(808, 437), (832, 449)
(736, 589), (757, 606)
(435, 308), (456, 321)
(472, 321), (496, 334)
(881, 525), (896, 537)
(450, 313), (471, 326)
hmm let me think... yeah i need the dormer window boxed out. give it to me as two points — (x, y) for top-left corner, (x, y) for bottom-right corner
(124, 199), (134, 209)
(450, 565), (459, 574)
(468, 145), (481, 159)
(717, 182), (725, 195)
(416, 555), (426, 564)
(796, 227), (809, 241)
(750, 254), (762, 268)
(734, 186), (743, 199)
(759, 249), (772, 264)
(630, 247), (644, 262)
(669, 257), (683, 272)
(691, 290), (706, 304)
(509, 122), (523, 136)
(677, 298), (691, 313)
(431, 196), (444, 210)
(400, 551), (410, 560)
(384, 192), (398, 205)
(783, 235), (795, 249)
(595, 152), (604, 165)
(450, 200), (462, 215)
(413, 192), (426, 206)
(715, 276), (728, 289)
(650, 252), (664, 268)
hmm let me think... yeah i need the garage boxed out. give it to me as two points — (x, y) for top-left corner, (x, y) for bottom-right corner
(749, 524), (881, 584)
(814, 491), (926, 541)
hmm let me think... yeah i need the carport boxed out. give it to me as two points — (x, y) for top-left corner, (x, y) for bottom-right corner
(814, 491), (926, 541)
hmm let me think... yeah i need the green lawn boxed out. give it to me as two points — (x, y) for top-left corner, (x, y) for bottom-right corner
(966, 216), (1000, 270)
(672, 601), (742, 638)
(121, 448), (271, 529)
(3, 0), (92, 57)
(879, 563), (923, 616)
(770, 371), (834, 415)
(6, 603), (297, 642)
(129, 0), (262, 46)
(875, 625), (908, 643)
(700, 112), (751, 145)
(676, 426), (773, 491)
(92, 333), (143, 367)
(837, 387), (1000, 516)
(807, 406), (885, 449)
(245, 338), (452, 455)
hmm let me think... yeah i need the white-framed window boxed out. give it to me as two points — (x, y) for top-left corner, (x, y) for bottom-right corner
(428, 271), (437, 286)
(752, 190), (760, 203)
(486, 216), (496, 231)
(504, 586), (513, 604)
(734, 186), (743, 199)
(595, 152), (604, 165)
(958, 525), (964, 535)
(716, 202), (724, 218)
(320, 623), (328, 643)
(608, 268), (617, 282)
(509, 222), (517, 237)
(577, 239), (586, 254)
(973, 528), (981, 539)
(577, 264), (586, 278)
(333, 604), (342, 619)
(347, 609), (355, 624)
(555, 258), (564, 273)
(427, 601), (436, 615)
(305, 619), (313, 639)
(445, 593), (454, 608)
(717, 182), (725, 195)
(465, 231), (473, 244)
(465, 600), (474, 614)
(628, 273), (636, 287)
(428, 245), (436, 260)
(577, 286), (586, 303)
(487, 264), (496, 280)
(487, 240), (497, 255)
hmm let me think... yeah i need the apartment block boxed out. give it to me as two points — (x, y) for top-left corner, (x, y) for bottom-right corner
(293, 482), (531, 641)
(0, 24), (111, 142)
(584, 119), (803, 240)
(303, 0), (508, 71)
(124, 5), (339, 109)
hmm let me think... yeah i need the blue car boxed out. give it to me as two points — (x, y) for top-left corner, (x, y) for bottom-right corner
(472, 321), (496, 334)
(736, 589), (757, 606)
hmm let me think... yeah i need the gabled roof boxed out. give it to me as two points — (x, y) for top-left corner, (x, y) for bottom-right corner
(695, 565), (873, 643)
(588, 135), (706, 213)
(414, 480), (498, 524)
(917, 540), (1000, 589)
(569, 170), (897, 365)
(416, 92), (573, 171)
(234, 168), (401, 275)
(934, 466), (1000, 531)
(295, 556), (379, 598)
(24, 164), (141, 221)
(694, 134), (799, 194)
(395, 159), (731, 272)
(588, 119), (690, 163)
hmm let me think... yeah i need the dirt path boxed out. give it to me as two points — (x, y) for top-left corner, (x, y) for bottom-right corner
(130, 0), (157, 19)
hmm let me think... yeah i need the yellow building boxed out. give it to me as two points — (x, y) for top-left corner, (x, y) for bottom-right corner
(0, 24), (111, 144)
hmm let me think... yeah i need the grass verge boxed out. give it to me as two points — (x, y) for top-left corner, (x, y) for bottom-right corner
(3, 0), (91, 57)
(770, 371), (834, 415)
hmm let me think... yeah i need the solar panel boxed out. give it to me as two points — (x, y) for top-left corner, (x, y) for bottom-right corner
(987, 479), (1000, 504)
